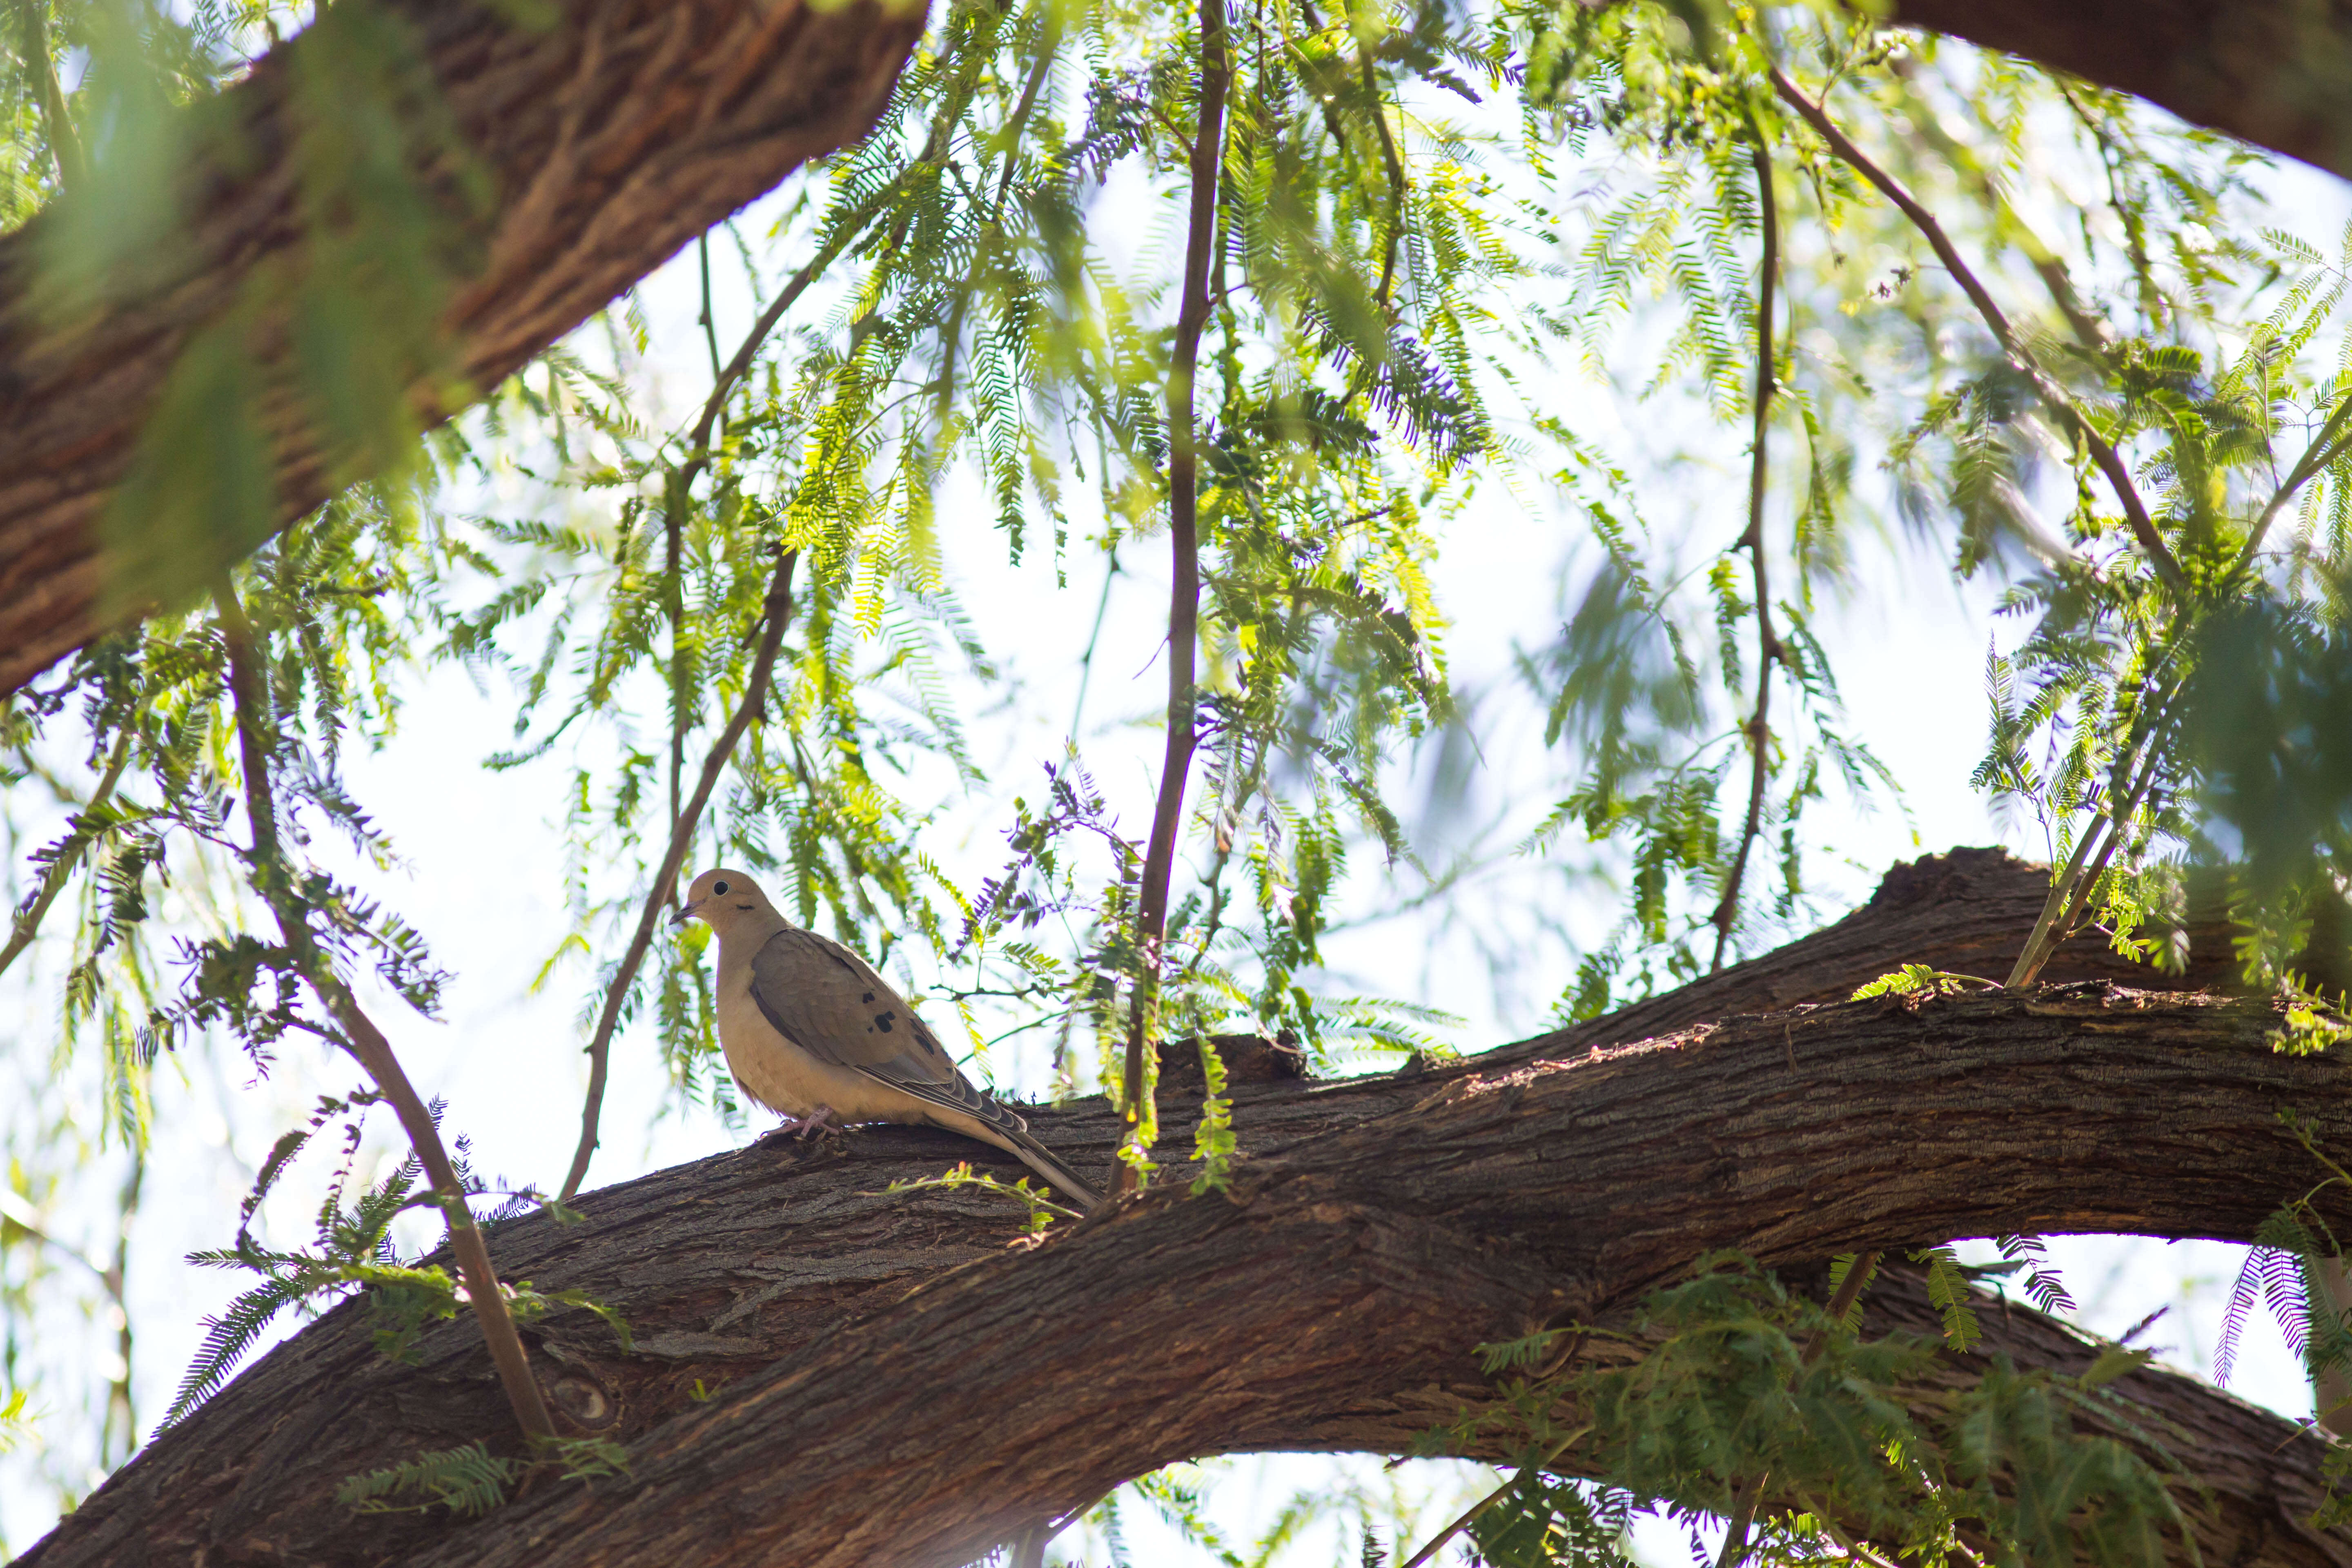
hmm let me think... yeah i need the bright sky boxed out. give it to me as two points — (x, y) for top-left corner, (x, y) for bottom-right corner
(2, 90), (2348, 1568)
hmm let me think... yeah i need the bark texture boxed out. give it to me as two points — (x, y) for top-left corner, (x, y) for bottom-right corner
(1890, 0), (2352, 179)
(19, 850), (2348, 1568)
(0, 0), (920, 696)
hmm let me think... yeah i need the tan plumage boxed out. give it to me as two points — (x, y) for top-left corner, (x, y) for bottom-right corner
(674, 868), (1103, 1212)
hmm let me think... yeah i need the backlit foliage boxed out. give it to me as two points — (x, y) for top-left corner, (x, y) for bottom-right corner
(1, 0), (2350, 1558)
(1448, 1261), (2194, 1568)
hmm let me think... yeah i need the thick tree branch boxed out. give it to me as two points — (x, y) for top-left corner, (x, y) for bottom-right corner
(0, 0), (920, 698)
(22, 849), (2347, 1568)
(380, 988), (2352, 1568)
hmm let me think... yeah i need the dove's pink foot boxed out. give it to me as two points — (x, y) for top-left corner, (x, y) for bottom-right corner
(758, 1107), (843, 1145)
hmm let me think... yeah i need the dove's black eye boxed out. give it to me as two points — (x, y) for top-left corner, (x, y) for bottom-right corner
(712, 879), (731, 895)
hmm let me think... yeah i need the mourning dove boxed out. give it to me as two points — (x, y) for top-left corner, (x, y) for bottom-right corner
(674, 868), (1104, 1212)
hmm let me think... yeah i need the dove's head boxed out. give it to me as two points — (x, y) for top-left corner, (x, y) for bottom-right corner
(674, 868), (777, 938)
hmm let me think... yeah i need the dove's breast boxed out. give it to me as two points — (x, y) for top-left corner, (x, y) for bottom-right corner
(715, 970), (922, 1124)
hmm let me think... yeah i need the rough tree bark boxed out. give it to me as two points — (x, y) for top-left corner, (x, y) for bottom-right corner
(20, 850), (2348, 1568)
(2, 0), (2350, 702)
(0, 0), (921, 696)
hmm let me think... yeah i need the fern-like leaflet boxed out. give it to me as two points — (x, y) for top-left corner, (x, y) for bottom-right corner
(334, 1440), (521, 1517)
(1993, 1233), (2078, 1315)
(1910, 1243), (1983, 1352)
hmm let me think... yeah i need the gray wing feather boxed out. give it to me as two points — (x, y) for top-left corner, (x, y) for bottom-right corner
(746, 928), (1026, 1138)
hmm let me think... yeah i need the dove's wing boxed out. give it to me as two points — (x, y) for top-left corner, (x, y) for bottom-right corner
(744, 925), (1105, 1212)
(745, 926), (1024, 1138)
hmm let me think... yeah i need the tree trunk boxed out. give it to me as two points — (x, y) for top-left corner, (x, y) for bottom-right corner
(0, 0), (920, 697)
(20, 850), (2348, 1568)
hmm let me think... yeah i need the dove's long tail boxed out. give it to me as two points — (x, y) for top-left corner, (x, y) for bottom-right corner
(984, 1123), (1104, 1213)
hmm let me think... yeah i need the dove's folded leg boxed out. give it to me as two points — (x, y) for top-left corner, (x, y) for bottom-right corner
(757, 1107), (842, 1144)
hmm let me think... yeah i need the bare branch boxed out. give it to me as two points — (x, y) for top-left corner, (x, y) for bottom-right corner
(1769, 65), (2187, 592)
(1711, 138), (1783, 974)
(211, 577), (555, 1442)
(1119, 0), (1233, 1192)
(557, 548), (799, 1203)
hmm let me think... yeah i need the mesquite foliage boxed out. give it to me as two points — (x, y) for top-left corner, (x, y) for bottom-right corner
(4, 0), (2352, 1560)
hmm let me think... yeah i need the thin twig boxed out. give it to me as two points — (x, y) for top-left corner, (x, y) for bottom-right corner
(1400, 1426), (1591, 1568)
(696, 232), (724, 383)
(1715, 1474), (1769, 1568)
(1769, 66), (2186, 592)
(669, 236), (735, 866)
(628, 160), (926, 868)
(103, 1149), (143, 1462)
(1886, 60), (2108, 354)
(0, 1186), (109, 1280)
(666, 485), (688, 902)
(2242, 390), (2352, 566)
(1067, 549), (1120, 742)
(1117, 0), (1231, 1196)
(1803, 1496), (1909, 1568)
(1180, 738), (1272, 983)
(0, 1154), (141, 1457)
(667, 162), (933, 526)
(2005, 722), (2165, 987)
(1409, 1256), (1882, 1568)
(1710, 139), (1782, 975)
(1818, 1250), (1880, 1336)
(676, 98), (966, 485)
(2005, 816), (2108, 989)
(1355, 21), (1406, 310)
(993, 7), (1065, 214)
(212, 577), (555, 1441)
(0, 726), (131, 984)
(557, 548), (799, 1203)
(617, 187), (889, 964)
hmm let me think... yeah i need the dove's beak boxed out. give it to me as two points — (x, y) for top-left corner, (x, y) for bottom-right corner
(671, 899), (704, 927)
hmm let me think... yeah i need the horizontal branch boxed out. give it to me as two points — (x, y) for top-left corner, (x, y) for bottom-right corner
(0, 0), (920, 697)
(429, 986), (2344, 1568)
(20, 851), (2345, 1568)
(1506, 843), (2259, 1055)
